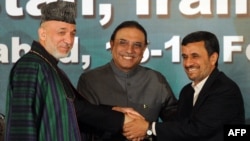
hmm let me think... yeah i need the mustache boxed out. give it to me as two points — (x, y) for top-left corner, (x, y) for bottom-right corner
(119, 52), (139, 58)
(60, 42), (72, 48)
(185, 65), (195, 69)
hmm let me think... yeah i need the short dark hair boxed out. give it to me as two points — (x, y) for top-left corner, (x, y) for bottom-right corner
(182, 31), (220, 66)
(110, 21), (148, 45)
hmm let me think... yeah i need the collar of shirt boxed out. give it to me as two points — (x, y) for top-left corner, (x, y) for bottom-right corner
(110, 59), (139, 78)
(31, 41), (59, 66)
(191, 76), (209, 105)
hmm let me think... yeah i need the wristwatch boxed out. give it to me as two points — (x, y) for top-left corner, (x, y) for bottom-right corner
(146, 122), (153, 136)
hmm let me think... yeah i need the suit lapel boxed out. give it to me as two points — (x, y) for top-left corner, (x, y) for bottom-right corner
(194, 69), (220, 108)
(178, 85), (194, 118)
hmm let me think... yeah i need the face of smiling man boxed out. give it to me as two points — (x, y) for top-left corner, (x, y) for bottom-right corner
(181, 41), (218, 85)
(38, 20), (76, 60)
(110, 27), (146, 72)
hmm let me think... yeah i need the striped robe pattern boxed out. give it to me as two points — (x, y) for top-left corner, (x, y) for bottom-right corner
(5, 41), (82, 141)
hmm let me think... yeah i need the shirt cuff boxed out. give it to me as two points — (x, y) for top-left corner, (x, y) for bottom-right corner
(152, 122), (157, 136)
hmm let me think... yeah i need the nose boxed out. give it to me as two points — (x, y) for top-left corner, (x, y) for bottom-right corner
(64, 33), (74, 46)
(126, 44), (134, 53)
(183, 57), (193, 67)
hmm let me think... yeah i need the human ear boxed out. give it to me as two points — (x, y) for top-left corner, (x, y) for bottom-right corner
(38, 27), (46, 40)
(110, 41), (114, 50)
(210, 52), (219, 65)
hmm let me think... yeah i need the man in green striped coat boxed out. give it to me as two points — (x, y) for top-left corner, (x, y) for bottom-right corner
(5, 1), (140, 141)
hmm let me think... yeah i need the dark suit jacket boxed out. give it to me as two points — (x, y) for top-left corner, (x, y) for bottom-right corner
(155, 68), (245, 141)
(74, 85), (124, 137)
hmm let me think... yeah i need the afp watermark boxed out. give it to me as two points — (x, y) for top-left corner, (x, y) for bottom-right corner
(224, 124), (250, 141)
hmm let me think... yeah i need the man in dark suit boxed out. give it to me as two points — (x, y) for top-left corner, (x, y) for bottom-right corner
(77, 21), (177, 141)
(120, 31), (245, 141)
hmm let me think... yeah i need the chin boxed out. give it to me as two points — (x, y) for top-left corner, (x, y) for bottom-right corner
(54, 54), (69, 59)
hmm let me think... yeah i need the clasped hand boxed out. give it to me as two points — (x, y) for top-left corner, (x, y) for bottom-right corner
(112, 107), (150, 141)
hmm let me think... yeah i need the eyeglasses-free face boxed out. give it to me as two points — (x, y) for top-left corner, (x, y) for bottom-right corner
(181, 41), (218, 85)
(110, 27), (147, 72)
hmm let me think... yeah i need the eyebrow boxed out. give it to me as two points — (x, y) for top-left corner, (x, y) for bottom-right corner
(118, 38), (143, 43)
(58, 27), (76, 32)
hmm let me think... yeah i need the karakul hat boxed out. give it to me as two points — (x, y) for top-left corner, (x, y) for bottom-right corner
(40, 1), (76, 24)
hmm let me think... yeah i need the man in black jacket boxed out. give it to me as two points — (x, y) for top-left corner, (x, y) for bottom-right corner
(121, 31), (245, 141)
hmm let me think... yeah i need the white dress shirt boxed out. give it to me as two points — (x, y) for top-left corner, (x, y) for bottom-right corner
(152, 76), (209, 136)
(192, 76), (209, 106)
